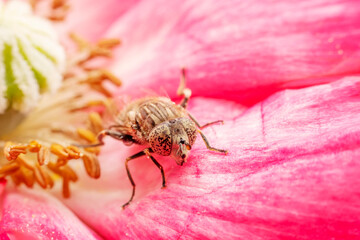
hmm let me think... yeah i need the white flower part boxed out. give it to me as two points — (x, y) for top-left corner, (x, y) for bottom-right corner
(8, 31), (40, 112)
(0, 0), (66, 114)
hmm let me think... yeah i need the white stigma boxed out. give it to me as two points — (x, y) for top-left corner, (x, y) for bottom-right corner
(0, 0), (65, 114)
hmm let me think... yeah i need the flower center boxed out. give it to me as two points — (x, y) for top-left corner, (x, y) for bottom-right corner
(0, 0), (122, 198)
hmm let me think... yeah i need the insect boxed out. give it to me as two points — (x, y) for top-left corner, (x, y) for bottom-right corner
(80, 69), (227, 208)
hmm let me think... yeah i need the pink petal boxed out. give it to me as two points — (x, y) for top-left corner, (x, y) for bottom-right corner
(57, 0), (140, 41)
(107, 0), (360, 105)
(64, 76), (360, 239)
(0, 189), (101, 240)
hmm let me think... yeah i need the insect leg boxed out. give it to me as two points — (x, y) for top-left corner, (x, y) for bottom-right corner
(76, 129), (127, 148)
(144, 148), (166, 188)
(188, 113), (224, 129)
(122, 150), (146, 209)
(177, 68), (192, 109)
(198, 130), (228, 154)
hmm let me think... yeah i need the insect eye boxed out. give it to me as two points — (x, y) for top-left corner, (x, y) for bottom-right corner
(179, 139), (185, 145)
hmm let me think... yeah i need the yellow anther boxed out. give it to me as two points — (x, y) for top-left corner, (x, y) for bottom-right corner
(85, 100), (106, 107)
(51, 144), (69, 158)
(82, 153), (100, 179)
(52, 0), (67, 9)
(97, 38), (121, 49)
(47, 162), (78, 198)
(45, 171), (54, 188)
(33, 164), (48, 189)
(62, 165), (78, 182)
(86, 70), (103, 84)
(89, 112), (103, 133)
(4, 142), (27, 161)
(65, 146), (83, 159)
(19, 167), (35, 187)
(37, 147), (50, 165)
(77, 128), (97, 143)
(69, 33), (89, 50)
(90, 48), (112, 58)
(48, 163), (78, 182)
(101, 69), (122, 86)
(90, 84), (112, 97)
(28, 140), (42, 152)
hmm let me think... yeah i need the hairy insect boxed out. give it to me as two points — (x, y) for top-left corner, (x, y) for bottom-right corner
(80, 69), (227, 208)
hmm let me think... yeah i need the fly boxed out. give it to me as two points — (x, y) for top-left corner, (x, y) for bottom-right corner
(79, 69), (227, 208)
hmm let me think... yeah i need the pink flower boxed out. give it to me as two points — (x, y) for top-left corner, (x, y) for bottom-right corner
(1, 0), (360, 239)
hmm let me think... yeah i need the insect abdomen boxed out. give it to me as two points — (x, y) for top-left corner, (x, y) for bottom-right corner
(126, 98), (185, 143)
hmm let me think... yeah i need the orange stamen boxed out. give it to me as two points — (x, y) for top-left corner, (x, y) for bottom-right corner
(89, 112), (103, 134)
(101, 69), (122, 86)
(33, 164), (48, 188)
(37, 146), (50, 165)
(90, 48), (112, 58)
(51, 144), (69, 159)
(97, 38), (121, 48)
(89, 84), (112, 97)
(69, 33), (89, 51)
(20, 167), (35, 187)
(28, 140), (41, 152)
(62, 177), (70, 198)
(0, 162), (20, 177)
(82, 153), (101, 179)
(77, 128), (97, 143)
(52, 0), (66, 9)
(65, 145), (83, 159)
(4, 142), (27, 161)
(47, 162), (78, 198)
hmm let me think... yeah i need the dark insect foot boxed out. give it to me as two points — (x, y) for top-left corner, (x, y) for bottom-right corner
(122, 202), (130, 209)
(161, 185), (167, 189)
(219, 149), (228, 154)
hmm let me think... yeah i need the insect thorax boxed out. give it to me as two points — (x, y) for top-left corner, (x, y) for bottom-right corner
(122, 97), (186, 144)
